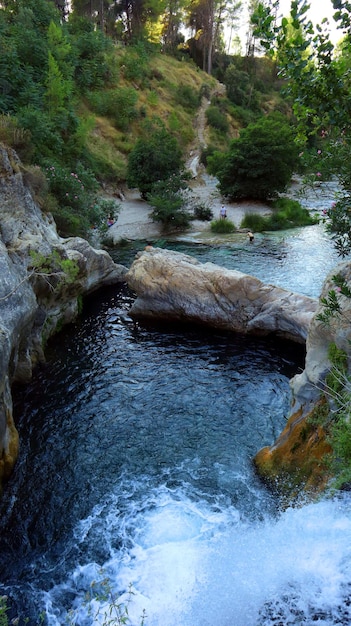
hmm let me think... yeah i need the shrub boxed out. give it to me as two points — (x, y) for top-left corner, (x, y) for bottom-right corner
(175, 84), (200, 111)
(43, 162), (101, 236)
(127, 119), (183, 198)
(147, 175), (191, 230)
(86, 88), (138, 131)
(205, 106), (229, 133)
(210, 218), (235, 233)
(209, 113), (299, 201)
(240, 213), (267, 232)
(271, 197), (318, 227)
(193, 203), (213, 221)
(241, 198), (317, 232)
(200, 144), (217, 167)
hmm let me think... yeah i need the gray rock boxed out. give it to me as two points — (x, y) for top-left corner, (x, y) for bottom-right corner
(126, 247), (317, 343)
(291, 259), (351, 411)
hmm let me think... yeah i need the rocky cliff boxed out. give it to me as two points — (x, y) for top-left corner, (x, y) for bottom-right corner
(254, 260), (351, 497)
(0, 144), (127, 487)
(126, 246), (317, 342)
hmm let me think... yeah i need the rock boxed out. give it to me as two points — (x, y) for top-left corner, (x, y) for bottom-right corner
(0, 143), (127, 488)
(126, 247), (317, 343)
(291, 260), (351, 410)
(254, 260), (351, 497)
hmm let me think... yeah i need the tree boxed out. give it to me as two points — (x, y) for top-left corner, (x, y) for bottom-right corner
(252, 0), (351, 254)
(186, 0), (241, 74)
(208, 113), (299, 200)
(161, 0), (187, 52)
(127, 120), (183, 198)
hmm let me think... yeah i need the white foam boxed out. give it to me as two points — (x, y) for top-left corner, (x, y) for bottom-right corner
(46, 485), (351, 626)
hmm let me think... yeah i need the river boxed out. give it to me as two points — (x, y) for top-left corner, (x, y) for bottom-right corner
(1, 219), (351, 625)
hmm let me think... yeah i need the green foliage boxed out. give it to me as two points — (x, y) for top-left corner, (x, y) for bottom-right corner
(270, 197), (318, 227)
(29, 249), (80, 292)
(127, 119), (183, 198)
(147, 175), (191, 230)
(209, 114), (299, 201)
(251, 1), (351, 259)
(240, 213), (267, 232)
(43, 162), (101, 236)
(120, 43), (150, 83)
(200, 143), (217, 167)
(205, 106), (229, 133)
(0, 596), (8, 626)
(241, 198), (317, 232)
(224, 65), (259, 110)
(193, 203), (213, 221)
(317, 274), (351, 326)
(210, 218), (235, 233)
(67, 15), (114, 92)
(324, 194), (351, 258)
(174, 84), (200, 111)
(86, 87), (138, 131)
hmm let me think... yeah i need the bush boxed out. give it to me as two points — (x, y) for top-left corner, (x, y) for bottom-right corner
(240, 213), (267, 232)
(147, 175), (191, 230)
(205, 106), (229, 133)
(43, 162), (102, 236)
(209, 114), (299, 201)
(240, 198), (318, 232)
(193, 204), (213, 221)
(210, 218), (235, 233)
(175, 84), (200, 111)
(127, 119), (183, 198)
(86, 88), (138, 131)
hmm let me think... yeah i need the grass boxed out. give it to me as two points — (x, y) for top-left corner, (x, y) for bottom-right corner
(210, 218), (235, 233)
(241, 197), (318, 232)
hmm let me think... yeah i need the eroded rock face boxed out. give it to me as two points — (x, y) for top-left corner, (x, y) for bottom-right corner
(291, 260), (351, 410)
(254, 260), (351, 496)
(126, 247), (318, 342)
(0, 144), (127, 486)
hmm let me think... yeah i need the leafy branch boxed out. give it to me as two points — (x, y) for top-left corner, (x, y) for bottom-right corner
(0, 251), (79, 302)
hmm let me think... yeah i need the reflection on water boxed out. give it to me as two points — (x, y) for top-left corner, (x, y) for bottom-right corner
(110, 223), (343, 298)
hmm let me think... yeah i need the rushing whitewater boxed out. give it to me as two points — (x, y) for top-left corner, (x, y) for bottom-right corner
(44, 484), (351, 626)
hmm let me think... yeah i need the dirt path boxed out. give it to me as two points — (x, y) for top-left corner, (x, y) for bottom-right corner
(107, 82), (270, 244)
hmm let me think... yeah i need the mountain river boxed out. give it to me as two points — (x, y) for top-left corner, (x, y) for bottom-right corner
(2, 217), (351, 625)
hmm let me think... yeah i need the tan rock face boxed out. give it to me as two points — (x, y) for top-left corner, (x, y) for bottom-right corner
(126, 247), (318, 343)
(0, 144), (127, 487)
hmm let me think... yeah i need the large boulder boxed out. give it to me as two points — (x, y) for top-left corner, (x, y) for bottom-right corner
(0, 143), (127, 487)
(126, 247), (317, 343)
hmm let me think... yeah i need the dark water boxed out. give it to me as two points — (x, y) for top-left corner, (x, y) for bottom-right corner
(1, 225), (351, 625)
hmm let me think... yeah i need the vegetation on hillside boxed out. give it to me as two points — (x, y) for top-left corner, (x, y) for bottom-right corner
(1, 0), (351, 246)
(0, 0), (294, 238)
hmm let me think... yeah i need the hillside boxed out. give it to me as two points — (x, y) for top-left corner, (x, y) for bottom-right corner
(80, 50), (229, 192)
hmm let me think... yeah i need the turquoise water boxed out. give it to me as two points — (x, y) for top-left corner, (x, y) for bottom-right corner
(110, 222), (342, 298)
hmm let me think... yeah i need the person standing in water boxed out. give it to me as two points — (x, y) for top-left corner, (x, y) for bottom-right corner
(247, 231), (254, 242)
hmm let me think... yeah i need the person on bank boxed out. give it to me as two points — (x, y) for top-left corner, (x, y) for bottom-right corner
(220, 205), (227, 219)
